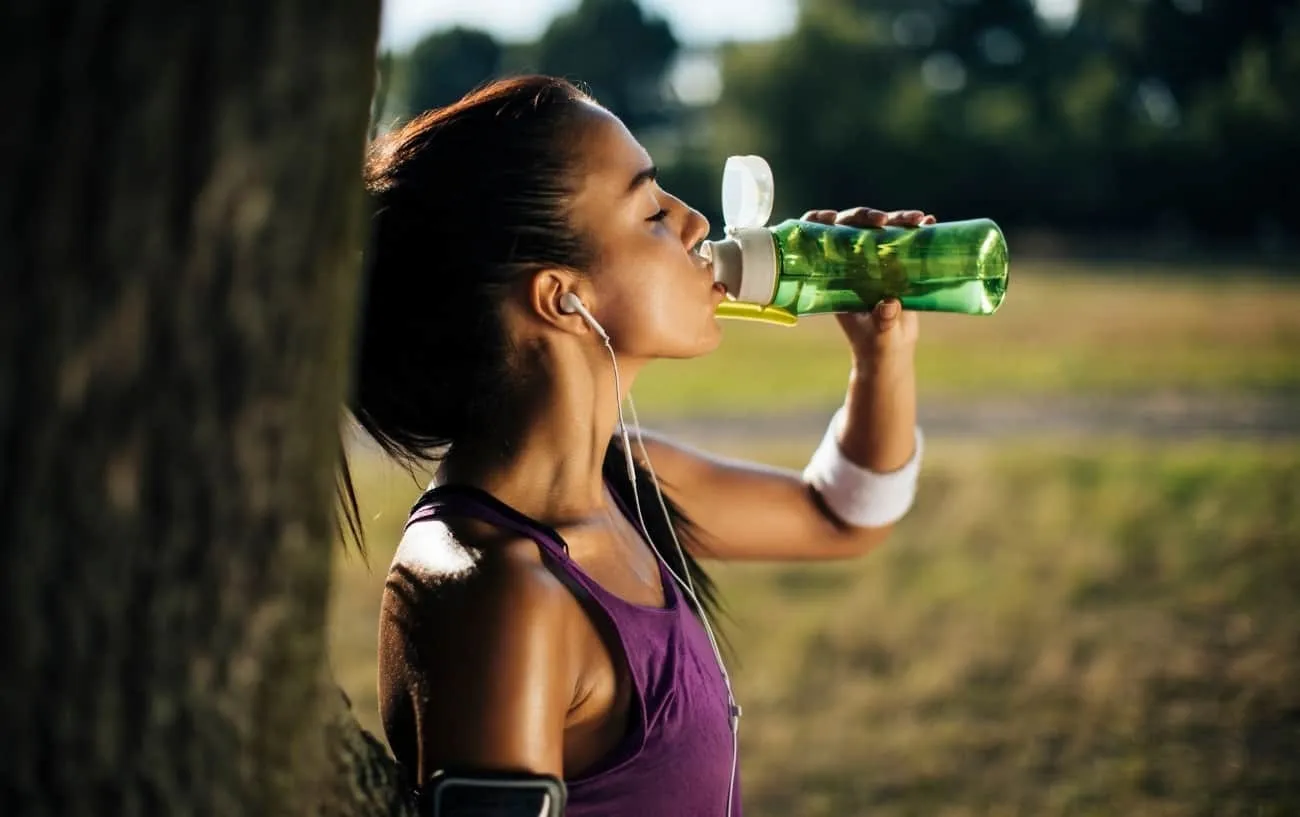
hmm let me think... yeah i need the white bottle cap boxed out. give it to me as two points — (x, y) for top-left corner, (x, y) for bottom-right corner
(702, 155), (780, 304)
(721, 155), (775, 231)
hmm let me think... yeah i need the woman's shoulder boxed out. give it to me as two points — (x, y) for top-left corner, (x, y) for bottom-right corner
(385, 516), (577, 639)
(378, 519), (585, 776)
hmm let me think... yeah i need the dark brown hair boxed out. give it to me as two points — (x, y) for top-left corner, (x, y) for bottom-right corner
(353, 75), (596, 461)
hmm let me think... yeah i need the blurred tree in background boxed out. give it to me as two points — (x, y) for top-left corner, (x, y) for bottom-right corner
(386, 0), (1300, 254)
(534, 0), (680, 132)
(406, 27), (503, 113)
(388, 0), (682, 147)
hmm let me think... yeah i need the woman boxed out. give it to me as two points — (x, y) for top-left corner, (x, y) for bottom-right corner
(352, 75), (928, 817)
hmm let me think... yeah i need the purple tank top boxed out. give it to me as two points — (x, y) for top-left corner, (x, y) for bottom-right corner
(407, 484), (742, 817)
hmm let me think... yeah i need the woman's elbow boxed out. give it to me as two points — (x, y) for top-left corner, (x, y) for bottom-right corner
(818, 515), (894, 559)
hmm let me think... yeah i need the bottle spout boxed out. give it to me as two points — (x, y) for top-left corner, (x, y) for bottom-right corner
(700, 238), (744, 297)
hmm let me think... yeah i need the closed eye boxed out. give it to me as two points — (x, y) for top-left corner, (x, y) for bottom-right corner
(647, 208), (669, 222)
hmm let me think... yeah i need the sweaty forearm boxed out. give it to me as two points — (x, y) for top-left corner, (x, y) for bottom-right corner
(839, 356), (918, 473)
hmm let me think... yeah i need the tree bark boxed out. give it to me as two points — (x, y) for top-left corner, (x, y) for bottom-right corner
(0, 2), (410, 814)
(318, 689), (415, 817)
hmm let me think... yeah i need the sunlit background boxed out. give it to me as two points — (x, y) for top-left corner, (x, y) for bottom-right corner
(331, 2), (1300, 814)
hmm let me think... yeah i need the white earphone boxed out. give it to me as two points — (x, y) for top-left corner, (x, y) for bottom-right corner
(559, 292), (609, 342)
(559, 290), (741, 816)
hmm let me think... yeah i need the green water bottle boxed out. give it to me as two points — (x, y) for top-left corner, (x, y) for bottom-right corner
(701, 156), (1009, 327)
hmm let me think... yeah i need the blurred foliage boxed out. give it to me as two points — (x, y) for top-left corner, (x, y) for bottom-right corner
(381, 0), (1300, 248)
(532, 0), (679, 132)
(382, 0), (679, 132)
(406, 27), (503, 113)
(720, 0), (1299, 240)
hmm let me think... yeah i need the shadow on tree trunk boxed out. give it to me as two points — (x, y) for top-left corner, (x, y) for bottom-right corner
(319, 688), (415, 817)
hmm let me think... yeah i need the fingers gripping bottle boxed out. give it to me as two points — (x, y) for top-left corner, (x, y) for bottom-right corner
(700, 155), (1010, 326)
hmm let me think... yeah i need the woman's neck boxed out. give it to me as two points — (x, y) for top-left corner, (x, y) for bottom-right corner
(439, 344), (643, 527)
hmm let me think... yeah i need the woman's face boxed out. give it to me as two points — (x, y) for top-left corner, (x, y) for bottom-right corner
(564, 104), (723, 360)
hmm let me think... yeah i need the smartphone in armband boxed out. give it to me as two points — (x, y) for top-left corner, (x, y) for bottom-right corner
(420, 769), (567, 817)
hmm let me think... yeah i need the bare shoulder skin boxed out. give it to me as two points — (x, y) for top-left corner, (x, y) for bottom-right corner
(378, 514), (646, 786)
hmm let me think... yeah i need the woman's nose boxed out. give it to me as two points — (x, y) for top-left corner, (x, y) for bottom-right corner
(683, 206), (710, 248)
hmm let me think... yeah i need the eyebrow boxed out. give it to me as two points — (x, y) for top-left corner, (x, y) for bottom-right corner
(626, 165), (658, 195)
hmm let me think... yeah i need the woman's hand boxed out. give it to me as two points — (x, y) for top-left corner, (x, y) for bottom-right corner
(800, 207), (934, 367)
(801, 207), (927, 479)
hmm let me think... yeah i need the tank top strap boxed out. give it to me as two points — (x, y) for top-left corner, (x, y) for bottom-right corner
(407, 483), (683, 614)
(407, 484), (570, 562)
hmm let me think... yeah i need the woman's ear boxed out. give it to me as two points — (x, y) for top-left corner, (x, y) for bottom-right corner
(529, 268), (592, 336)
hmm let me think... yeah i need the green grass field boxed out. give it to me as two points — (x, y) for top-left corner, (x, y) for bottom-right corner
(711, 440), (1300, 817)
(328, 266), (1300, 815)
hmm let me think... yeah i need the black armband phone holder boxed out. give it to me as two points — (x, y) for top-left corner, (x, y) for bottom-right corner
(418, 768), (567, 817)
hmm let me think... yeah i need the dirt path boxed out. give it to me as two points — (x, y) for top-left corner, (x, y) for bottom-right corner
(638, 392), (1300, 446)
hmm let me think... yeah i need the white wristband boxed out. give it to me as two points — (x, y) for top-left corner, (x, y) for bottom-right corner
(802, 406), (924, 528)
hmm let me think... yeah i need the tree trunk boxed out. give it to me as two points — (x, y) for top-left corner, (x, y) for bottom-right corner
(0, 3), (410, 814)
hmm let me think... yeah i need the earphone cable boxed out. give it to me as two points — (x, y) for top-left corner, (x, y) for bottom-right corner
(601, 335), (740, 816)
